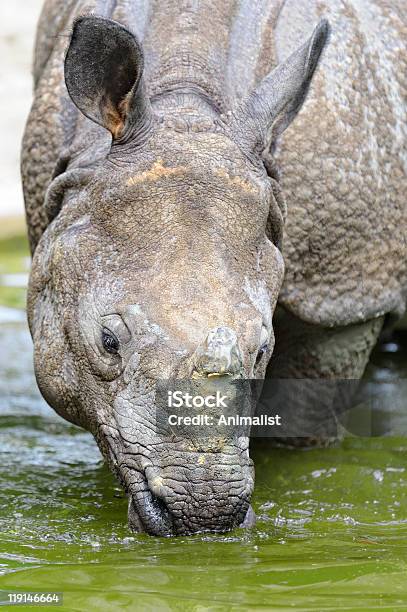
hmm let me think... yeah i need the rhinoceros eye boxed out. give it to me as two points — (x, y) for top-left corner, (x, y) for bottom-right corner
(256, 343), (268, 365)
(102, 328), (119, 354)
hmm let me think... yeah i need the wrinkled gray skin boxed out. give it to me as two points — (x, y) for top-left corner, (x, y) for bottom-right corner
(22, 0), (406, 535)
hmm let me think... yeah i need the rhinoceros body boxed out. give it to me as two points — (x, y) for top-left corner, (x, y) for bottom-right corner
(22, 0), (406, 535)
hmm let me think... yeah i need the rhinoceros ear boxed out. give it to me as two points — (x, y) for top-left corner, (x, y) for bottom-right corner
(65, 17), (152, 140)
(230, 19), (330, 152)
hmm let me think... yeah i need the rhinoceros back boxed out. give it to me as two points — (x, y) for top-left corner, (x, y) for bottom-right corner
(274, 0), (407, 326)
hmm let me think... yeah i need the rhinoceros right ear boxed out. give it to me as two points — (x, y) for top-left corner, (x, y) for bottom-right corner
(230, 19), (330, 153)
(65, 17), (152, 140)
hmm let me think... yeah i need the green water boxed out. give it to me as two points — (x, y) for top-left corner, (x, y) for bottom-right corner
(0, 233), (29, 309)
(1, 322), (407, 611)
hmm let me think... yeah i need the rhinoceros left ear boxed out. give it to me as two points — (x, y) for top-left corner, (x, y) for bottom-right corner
(230, 19), (330, 152)
(65, 16), (152, 141)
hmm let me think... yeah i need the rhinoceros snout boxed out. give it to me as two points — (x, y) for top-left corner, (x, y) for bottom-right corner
(127, 452), (255, 536)
(191, 326), (243, 378)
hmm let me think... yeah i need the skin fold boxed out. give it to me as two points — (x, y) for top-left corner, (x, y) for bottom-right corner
(22, 0), (406, 535)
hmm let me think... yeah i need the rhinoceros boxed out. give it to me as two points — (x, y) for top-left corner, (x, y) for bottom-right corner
(22, 0), (406, 535)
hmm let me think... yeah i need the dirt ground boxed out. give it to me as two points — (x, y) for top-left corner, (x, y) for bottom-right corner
(0, 1), (44, 218)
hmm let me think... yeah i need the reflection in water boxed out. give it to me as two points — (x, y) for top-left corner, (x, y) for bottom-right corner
(1, 321), (407, 610)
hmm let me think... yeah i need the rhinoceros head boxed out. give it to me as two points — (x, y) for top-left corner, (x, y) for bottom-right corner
(29, 16), (329, 535)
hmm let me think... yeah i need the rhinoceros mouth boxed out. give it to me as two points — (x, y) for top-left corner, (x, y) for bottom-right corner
(127, 477), (256, 536)
(128, 494), (256, 536)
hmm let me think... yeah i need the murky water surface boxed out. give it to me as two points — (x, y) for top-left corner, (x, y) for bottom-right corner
(1, 321), (407, 610)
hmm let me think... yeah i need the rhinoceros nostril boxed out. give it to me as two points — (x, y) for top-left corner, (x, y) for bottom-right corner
(129, 473), (174, 536)
(148, 492), (171, 525)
